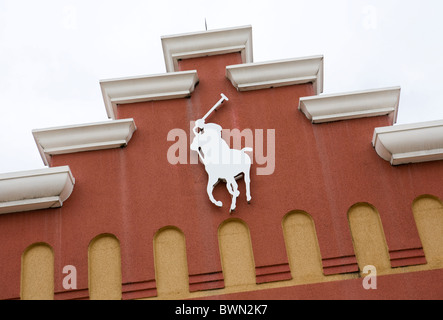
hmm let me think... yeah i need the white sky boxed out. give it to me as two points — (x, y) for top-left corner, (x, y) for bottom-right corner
(1, 0), (443, 174)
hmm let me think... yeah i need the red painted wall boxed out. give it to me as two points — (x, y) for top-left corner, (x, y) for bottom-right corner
(0, 51), (442, 300)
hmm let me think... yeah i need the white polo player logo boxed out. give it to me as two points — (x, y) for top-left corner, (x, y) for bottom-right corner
(191, 94), (252, 213)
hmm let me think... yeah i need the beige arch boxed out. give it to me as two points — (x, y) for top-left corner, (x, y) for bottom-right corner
(88, 233), (122, 300)
(282, 211), (324, 283)
(347, 203), (391, 274)
(218, 218), (256, 288)
(412, 195), (443, 268)
(153, 226), (189, 298)
(21, 242), (54, 300)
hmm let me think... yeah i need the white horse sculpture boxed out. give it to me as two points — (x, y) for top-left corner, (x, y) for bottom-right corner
(191, 99), (252, 213)
(191, 121), (252, 212)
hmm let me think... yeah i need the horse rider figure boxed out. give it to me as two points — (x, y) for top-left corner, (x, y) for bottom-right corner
(190, 94), (252, 213)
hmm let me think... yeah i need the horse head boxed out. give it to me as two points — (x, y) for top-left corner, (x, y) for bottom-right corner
(191, 124), (226, 162)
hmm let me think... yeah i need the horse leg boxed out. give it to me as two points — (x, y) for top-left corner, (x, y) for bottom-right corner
(207, 176), (222, 207)
(244, 169), (252, 203)
(225, 180), (235, 196)
(227, 178), (239, 212)
(225, 179), (240, 197)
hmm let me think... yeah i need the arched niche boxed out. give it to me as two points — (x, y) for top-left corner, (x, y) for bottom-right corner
(153, 226), (189, 298)
(21, 242), (54, 300)
(347, 203), (391, 274)
(282, 211), (324, 283)
(218, 218), (256, 288)
(88, 233), (122, 300)
(412, 195), (443, 268)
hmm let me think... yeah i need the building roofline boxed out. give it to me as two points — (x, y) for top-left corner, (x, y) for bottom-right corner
(100, 70), (199, 120)
(372, 119), (443, 165)
(298, 87), (401, 124)
(0, 166), (75, 215)
(161, 25), (253, 72)
(226, 55), (324, 94)
(32, 119), (137, 167)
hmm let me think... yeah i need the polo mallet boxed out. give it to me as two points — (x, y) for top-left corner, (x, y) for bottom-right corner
(194, 93), (229, 161)
(202, 93), (229, 121)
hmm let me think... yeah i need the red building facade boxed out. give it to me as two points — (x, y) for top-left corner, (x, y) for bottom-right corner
(1, 26), (442, 300)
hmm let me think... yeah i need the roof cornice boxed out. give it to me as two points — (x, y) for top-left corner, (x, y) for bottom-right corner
(0, 166), (75, 215)
(299, 87), (401, 124)
(161, 25), (253, 72)
(100, 70), (199, 119)
(372, 119), (443, 165)
(226, 55), (324, 94)
(33, 119), (136, 166)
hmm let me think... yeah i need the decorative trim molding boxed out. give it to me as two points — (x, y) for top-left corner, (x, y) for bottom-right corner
(226, 56), (324, 94)
(255, 263), (292, 284)
(161, 25), (253, 72)
(189, 272), (225, 292)
(0, 166), (75, 215)
(372, 119), (443, 165)
(100, 71), (199, 119)
(121, 280), (157, 300)
(54, 288), (90, 300)
(322, 256), (359, 276)
(33, 119), (137, 166)
(299, 87), (401, 124)
(389, 248), (427, 268)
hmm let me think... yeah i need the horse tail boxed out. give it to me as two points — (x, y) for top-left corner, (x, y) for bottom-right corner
(242, 147), (253, 153)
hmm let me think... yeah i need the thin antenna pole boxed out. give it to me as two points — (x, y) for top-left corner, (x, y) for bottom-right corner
(205, 18), (208, 31)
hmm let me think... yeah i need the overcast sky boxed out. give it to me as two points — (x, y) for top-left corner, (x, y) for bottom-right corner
(1, 0), (443, 174)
